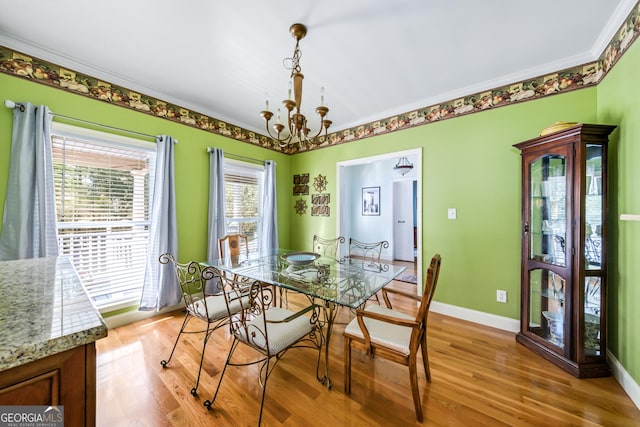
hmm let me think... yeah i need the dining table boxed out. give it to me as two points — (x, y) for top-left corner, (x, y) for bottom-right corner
(207, 249), (406, 389)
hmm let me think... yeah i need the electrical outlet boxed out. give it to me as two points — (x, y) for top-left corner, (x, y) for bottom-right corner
(496, 290), (507, 303)
(447, 208), (457, 219)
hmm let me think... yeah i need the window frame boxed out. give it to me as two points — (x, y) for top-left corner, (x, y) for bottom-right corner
(51, 122), (156, 313)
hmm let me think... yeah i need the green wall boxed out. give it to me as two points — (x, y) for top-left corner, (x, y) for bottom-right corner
(597, 36), (640, 382)
(290, 88), (597, 320)
(0, 39), (637, 386)
(0, 74), (292, 265)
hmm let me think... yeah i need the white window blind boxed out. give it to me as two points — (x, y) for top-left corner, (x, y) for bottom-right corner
(51, 124), (156, 311)
(224, 161), (263, 254)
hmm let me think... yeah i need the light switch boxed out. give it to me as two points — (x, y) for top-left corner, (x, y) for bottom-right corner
(448, 208), (457, 219)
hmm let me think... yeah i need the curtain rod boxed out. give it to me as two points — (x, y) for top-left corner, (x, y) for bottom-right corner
(5, 99), (157, 141)
(206, 147), (266, 165)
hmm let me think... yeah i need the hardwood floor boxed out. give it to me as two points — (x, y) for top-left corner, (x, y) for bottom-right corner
(96, 267), (640, 426)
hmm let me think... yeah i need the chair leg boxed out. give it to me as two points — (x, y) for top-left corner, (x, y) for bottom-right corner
(204, 339), (238, 410)
(160, 313), (191, 368)
(257, 358), (271, 426)
(408, 354), (424, 422)
(421, 332), (431, 382)
(344, 337), (352, 394)
(191, 321), (214, 396)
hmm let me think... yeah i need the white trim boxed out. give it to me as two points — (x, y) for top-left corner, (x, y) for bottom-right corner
(430, 301), (520, 333)
(590, 0), (639, 58)
(607, 350), (640, 410)
(51, 122), (156, 151)
(620, 214), (640, 222)
(103, 303), (183, 329)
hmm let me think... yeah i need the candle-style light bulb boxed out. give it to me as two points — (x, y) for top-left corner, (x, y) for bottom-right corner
(265, 92), (269, 111)
(277, 108), (281, 124)
(320, 86), (325, 106)
(288, 80), (292, 100)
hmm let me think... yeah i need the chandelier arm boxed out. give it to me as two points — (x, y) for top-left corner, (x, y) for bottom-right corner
(263, 120), (294, 147)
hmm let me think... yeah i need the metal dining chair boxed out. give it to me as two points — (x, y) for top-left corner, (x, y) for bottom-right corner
(158, 253), (246, 396)
(204, 269), (323, 426)
(312, 234), (345, 260)
(348, 238), (389, 303)
(343, 253), (442, 422)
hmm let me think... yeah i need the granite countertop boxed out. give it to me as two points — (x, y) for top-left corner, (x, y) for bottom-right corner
(0, 256), (108, 371)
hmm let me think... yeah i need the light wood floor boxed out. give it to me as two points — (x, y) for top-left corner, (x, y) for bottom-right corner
(96, 265), (640, 426)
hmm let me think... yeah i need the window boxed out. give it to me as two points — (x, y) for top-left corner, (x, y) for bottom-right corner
(51, 123), (156, 311)
(224, 160), (263, 254)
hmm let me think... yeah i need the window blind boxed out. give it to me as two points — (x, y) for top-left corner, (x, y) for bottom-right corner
(51, 131), (155, 310)
(224, 162), (263, 253)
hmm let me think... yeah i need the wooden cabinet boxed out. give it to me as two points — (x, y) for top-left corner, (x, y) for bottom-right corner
(0, 344), (97, 427)
(514, 123), (615, 378)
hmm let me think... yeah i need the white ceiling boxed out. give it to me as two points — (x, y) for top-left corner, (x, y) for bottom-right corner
(0, 1), (635, 136)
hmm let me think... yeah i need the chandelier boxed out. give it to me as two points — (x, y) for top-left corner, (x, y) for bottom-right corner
(260, 23), (331, 148)
(393, 157), (414, 175)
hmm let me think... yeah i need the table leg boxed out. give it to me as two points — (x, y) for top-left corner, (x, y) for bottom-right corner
(317, 300), (338, 389)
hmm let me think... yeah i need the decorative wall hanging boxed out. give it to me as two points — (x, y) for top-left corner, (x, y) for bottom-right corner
(362, 186), (380, 216)
(293, 173), (309, 195)
(295, 198), (308, 215)
(311, 193), (330, 217)
(311, 174), (330, 216)
(313, 174), (327, 193)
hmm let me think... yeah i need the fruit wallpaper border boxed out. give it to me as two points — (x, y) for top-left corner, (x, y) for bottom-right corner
(1, 2), (638, 154)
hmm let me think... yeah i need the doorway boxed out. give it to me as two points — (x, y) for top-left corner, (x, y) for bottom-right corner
(393, 179), (417, 262)
(336, 148), (422, 286)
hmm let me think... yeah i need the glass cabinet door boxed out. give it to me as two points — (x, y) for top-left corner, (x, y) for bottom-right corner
(529, 268), (566, 348)
(529, 154), (567, 266)
(585, 144), (603, 270)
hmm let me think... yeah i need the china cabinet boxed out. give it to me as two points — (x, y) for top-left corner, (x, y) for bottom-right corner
(514, 123), (615, 378)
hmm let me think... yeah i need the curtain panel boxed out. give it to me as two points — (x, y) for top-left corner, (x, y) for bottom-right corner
(139, 135), (179, 311)
(0, 103), (59, 260)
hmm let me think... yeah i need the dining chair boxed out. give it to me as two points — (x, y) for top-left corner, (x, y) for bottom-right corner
(158, 253), (246, 397)
(348, 237), (389, 268)
(343, 253), (442, 422)
(348, 238), (390, 303)
(204, 269), (323, 426)
(312, 234), (345, 260)
(218, 233), (249, 260)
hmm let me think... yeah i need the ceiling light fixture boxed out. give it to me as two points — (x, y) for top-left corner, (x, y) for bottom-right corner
(394, 157), (414, 175)
(260, 23), (331, 149)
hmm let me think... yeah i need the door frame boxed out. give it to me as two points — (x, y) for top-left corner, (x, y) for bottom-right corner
(336, 148), (422, 291)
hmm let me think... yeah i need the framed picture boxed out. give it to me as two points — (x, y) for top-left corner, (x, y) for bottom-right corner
(362, 186), (380, 216)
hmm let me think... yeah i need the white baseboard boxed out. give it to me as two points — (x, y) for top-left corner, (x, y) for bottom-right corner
(430, 301), (520, 333)
(430, 301), (640, 411)
(607, 350), (640, 410)
(103, 303), (182, 329)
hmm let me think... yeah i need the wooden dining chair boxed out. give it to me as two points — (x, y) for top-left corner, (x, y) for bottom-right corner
(312, 234), (345, 260)
(218, 233), (249, 259)
(158, 253), (247, 397)
(204, 269), (323, 426)
(343, 253), (442, 422)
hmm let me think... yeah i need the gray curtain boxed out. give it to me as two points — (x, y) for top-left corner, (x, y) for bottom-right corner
(207, 147), (226, 263)
(0, 103), (59, 260)
(139, 135), (179, 311)
(259, 160), (278, 253)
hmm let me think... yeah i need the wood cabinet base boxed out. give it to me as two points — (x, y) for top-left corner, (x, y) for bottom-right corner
(0, 343), (97, 427)
(516, 333), (610, 378)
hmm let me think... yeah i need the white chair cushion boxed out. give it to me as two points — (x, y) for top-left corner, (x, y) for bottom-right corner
(344, 305), (414, 355)
(190, 294), (245, 321)
(236, 307), (313, 355)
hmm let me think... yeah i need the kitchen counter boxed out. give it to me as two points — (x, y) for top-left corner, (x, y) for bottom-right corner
(0, 256), (108, 426)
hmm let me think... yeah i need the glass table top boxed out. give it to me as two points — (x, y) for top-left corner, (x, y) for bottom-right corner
(207, 249), (406, 309)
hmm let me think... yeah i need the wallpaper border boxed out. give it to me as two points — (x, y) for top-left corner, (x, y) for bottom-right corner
(1, 2), (638, 154)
